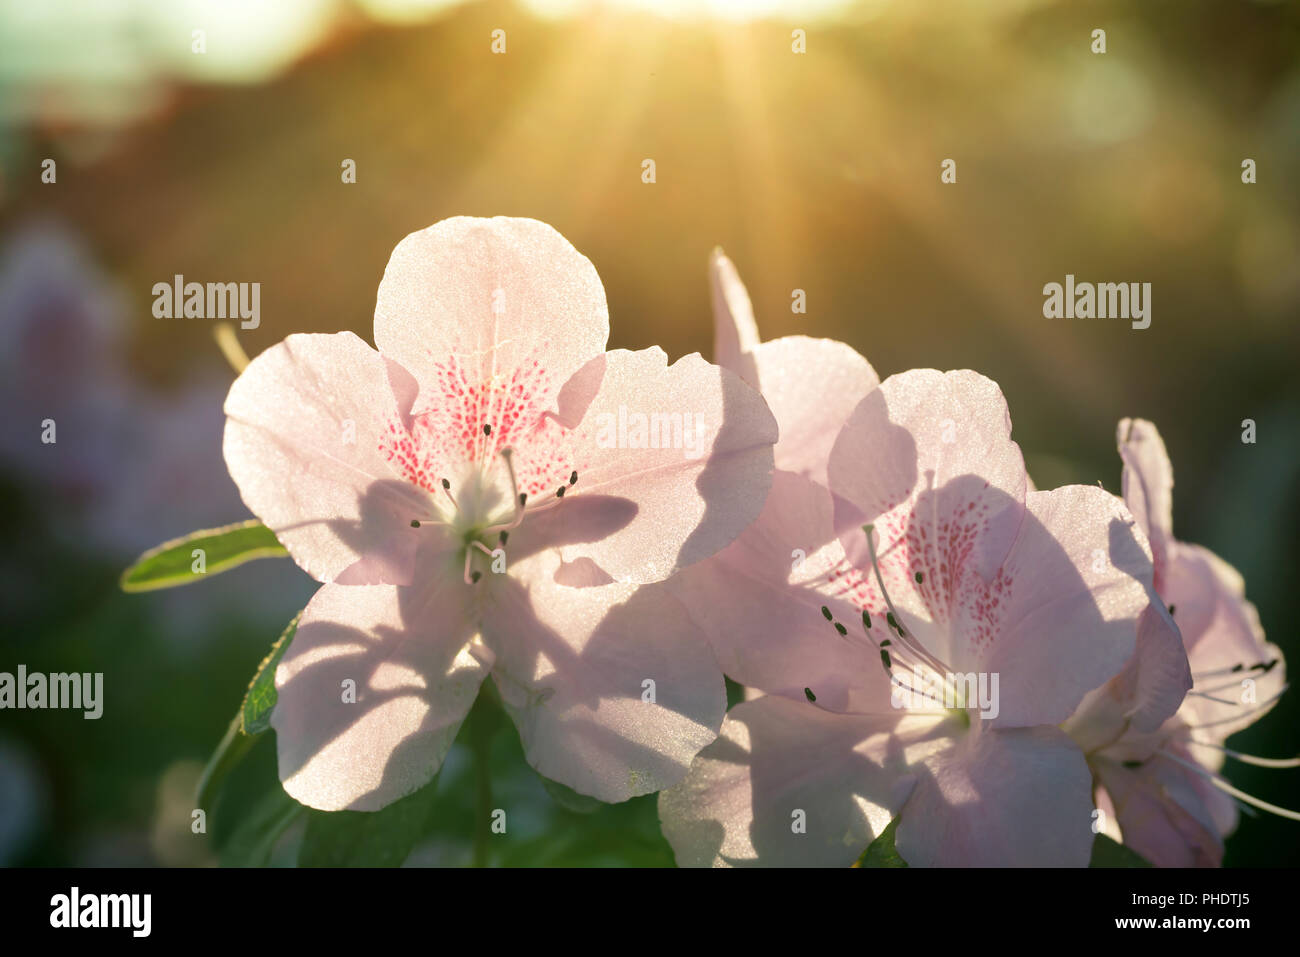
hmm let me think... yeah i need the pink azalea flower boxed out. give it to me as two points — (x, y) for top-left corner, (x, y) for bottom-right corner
(223, 217), (778, 811)
(660, 255), (1155, 866)
(1064, 418), (1291, 866)
(707, 249), (880, 486)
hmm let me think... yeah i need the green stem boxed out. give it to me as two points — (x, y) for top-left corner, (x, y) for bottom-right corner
(471, 710), (493, 868)
(196, 714), (254, 813)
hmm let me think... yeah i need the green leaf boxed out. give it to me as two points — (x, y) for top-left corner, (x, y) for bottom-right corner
(298, 777), (441, 867)
(120, 520), (287, 592)
(241, 612), (301, 735)
(854, 817), (908, 867)
(1089, 834), (1152, 867)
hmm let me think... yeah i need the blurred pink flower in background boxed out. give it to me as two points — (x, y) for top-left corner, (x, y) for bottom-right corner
(0, 219), (309, 637)
(0, 220), (134, 512)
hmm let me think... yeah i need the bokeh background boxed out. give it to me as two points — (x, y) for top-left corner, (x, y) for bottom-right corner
(1, 0), (1297, 866)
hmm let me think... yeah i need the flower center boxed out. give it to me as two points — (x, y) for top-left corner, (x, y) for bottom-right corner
(815, 524), (976, 722)
(407, 444), (581, 585)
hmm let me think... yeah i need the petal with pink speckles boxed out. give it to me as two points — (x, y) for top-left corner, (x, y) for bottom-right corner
(271, 577), (487, 812)
(223, 332), (432, 585)
(980, 486), (1150, 728)
(826, 371), (1029, 683)
(829, 369), (1027, 611)
(512, 347), (777, 584)
(668, 470), (894, 714)
(372, 217), (608, 483)
(479, 551), (726, 803)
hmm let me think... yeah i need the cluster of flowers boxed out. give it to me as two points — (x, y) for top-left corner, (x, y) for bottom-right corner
(221, 217), (1287, 866)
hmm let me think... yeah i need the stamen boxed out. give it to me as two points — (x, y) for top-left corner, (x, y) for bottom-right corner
(1184, 740), (1300, 768)
(860, 523), (957, 700)
(1158, 750), (1300, 821)
(569, 471), (578, 486)
(804, 687), (816, 702)
(1192, 659), (1279, 681)
(464, 541), (496, 585)
(1193, 676), (1271, 696)
(439, 477), (458, 510)
(484, 448), (527, 535)
(1178, 685), (1289, 730)
(852, 602), (919, 682)
(1186, 690), (1248, 706)
(483, 423), (492, 436)
(846, 602), (953, 713)
(499, 530), (509, 546)
(914, 571), (923, 584)
(409, 515), (452, 529)
(862, 524), (910, 639)
(887, 673), (950, 712)
(1231, 798), (1261, 819)
(1192, 662), (1249, 680)
(818, 577), (947, 708)
(556, 486), (566, 498)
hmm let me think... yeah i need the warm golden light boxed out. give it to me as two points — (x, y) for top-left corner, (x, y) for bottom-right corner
(522, 0), (854, 22)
